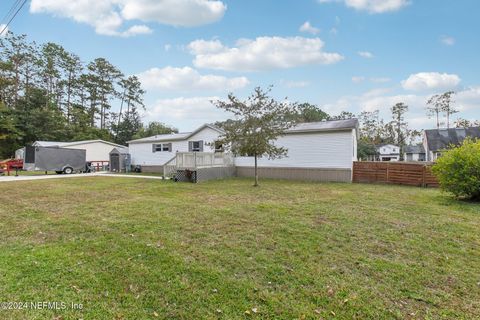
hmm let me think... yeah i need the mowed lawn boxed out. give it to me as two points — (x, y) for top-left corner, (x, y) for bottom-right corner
(0, 178), (479, 319)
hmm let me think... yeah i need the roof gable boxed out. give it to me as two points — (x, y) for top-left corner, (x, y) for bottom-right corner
(425, 127), (480, 151)
(127, 123), (224, 144)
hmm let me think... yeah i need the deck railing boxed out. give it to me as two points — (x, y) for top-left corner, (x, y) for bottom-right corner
(175, 152), (233, 169)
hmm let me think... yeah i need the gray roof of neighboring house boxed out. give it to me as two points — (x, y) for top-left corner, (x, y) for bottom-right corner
(425, 127), (480, 152)
(287, 118), (359, 133)
(405, 145), (425, 154)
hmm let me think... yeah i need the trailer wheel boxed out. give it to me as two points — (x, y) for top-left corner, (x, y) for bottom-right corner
(63, 167), (74, 174)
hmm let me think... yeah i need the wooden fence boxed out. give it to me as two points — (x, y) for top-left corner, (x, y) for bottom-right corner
(353, 162), (439, 187)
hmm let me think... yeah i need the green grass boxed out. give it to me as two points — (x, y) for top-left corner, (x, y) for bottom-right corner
(0, 178), (478, 319)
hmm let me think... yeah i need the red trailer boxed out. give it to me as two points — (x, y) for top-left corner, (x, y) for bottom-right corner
(0, 159), (24, 176)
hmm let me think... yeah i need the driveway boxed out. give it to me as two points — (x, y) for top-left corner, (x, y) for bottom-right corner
(0, 172), (166, 183)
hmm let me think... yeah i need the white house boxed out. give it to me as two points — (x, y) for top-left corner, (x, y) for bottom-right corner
(423, 127), (480, 161)
(403, 145), (425, 161)
(17, 140), (125, 167)
(127, 124), (224, 172)
(376, 144), (400, 161)
(127, 119), (359, 182)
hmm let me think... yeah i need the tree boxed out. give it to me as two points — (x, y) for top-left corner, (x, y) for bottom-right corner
(390, 102), (409, 160)
(133, 122), (178, 139)
(432, 138), (480, 200)
(455, 118), (480, 128)
(86, 58), (123, 129)
(291, 102), (329, 122)
(213, 87), (298, 186)
(331, 111), (355, 120)
(427, 91), (457, 128)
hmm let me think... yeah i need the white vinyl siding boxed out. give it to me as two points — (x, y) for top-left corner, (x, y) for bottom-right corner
(63, 142), (117, 162)
(234, 130), (356, 169)
(129, 127), (222, 166)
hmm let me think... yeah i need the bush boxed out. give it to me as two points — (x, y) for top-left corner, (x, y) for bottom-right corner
(432, 138), (480, 200)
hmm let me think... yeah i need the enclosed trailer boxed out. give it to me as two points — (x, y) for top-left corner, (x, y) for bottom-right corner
(23, 146), (87, 174)
(109, 147), (130, 172)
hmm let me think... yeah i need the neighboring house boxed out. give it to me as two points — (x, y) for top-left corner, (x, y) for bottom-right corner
(404, 145), (425, 162)
(16, 140), (125, 165)
(423, 127), (480, 161)
(376, 144), (400, 161)
(127, 124), (224, 172)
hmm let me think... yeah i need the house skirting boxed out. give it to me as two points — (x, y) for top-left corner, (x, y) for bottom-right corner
(236, 166), (352, 182)
(140, 165), (164, 174)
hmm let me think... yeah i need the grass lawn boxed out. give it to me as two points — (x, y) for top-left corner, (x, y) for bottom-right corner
(0, 178), (478, 319)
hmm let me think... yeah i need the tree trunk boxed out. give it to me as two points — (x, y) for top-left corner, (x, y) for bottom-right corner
(446, 111), (450, 129)
(436, 111), (439, 129)
(253, 153), (259, 187)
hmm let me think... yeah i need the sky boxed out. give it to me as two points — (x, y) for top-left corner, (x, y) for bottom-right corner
(2, 0), (480, 131)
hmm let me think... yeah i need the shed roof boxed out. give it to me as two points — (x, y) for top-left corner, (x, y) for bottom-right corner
(110, 147), (129, 155)
(425, 127), (480, 151)
(33, 139), (125, 148)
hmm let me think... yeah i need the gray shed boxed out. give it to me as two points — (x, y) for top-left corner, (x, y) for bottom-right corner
(109, 147), (130, 172)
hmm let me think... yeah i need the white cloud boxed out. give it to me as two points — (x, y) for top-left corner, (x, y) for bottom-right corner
(401, 72), (461, 91)
(30, 0), (226, 37)
(318, 0), (409, 13)
(440, 35), (455, 46)
(352, 76), (366, 83)
(299, 21), (320, 35)
(280, 80), (311, 88)
(188, 36), (344, 72)
(146, 96), (227, 124)
(352, 76), (391, 84)
(358, 51), (374, 58)
(322, 85), (480, 130)
(137, 66), (249, 92)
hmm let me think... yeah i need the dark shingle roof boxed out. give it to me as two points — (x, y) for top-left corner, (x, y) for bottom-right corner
(425, 127), (480, 152)
(404, 145), (425, 154)
(287, 119), (359, 133)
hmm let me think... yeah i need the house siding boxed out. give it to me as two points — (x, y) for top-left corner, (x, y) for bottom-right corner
(129, 127), (222, 166)
(234, 130), (356, 169)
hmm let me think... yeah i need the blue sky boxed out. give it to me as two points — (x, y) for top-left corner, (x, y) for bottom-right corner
(2, 0), (479, 131)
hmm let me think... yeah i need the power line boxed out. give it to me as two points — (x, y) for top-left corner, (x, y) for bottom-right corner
(0, 0), (28, 36)
(1, 0), (23, 26)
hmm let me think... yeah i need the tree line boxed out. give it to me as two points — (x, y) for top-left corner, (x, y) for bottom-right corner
(0, 32), (177, 158)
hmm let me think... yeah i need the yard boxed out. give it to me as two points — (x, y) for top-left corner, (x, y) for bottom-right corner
(0, 178), (478, 319)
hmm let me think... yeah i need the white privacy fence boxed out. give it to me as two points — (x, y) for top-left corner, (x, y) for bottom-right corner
(175, 152), (234, 169)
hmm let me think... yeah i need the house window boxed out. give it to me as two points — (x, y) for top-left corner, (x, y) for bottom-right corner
(152, 143), (172, 153)
(189, 140), (203, 152)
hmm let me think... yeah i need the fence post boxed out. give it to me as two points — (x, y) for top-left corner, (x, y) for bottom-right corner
(422, 165), (426, 188)
(386, 163), (390, 183)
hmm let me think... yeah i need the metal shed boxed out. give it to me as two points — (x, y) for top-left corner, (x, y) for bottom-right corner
(109, 147), (130, 172)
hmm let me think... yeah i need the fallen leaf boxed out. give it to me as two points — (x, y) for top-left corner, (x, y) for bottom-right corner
(153, 311), (159, 317)
(251, 307), (258, 313)
(216, 309), (222, 313)
(314, 309), (321, 314)
(245, 310), (251, 315)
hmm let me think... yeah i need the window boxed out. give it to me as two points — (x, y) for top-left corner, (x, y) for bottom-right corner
(152, 143), (171, 153)
(189, 140), (203, 152)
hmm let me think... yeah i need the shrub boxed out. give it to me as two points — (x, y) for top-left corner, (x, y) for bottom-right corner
(432, 138), (480, 200)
